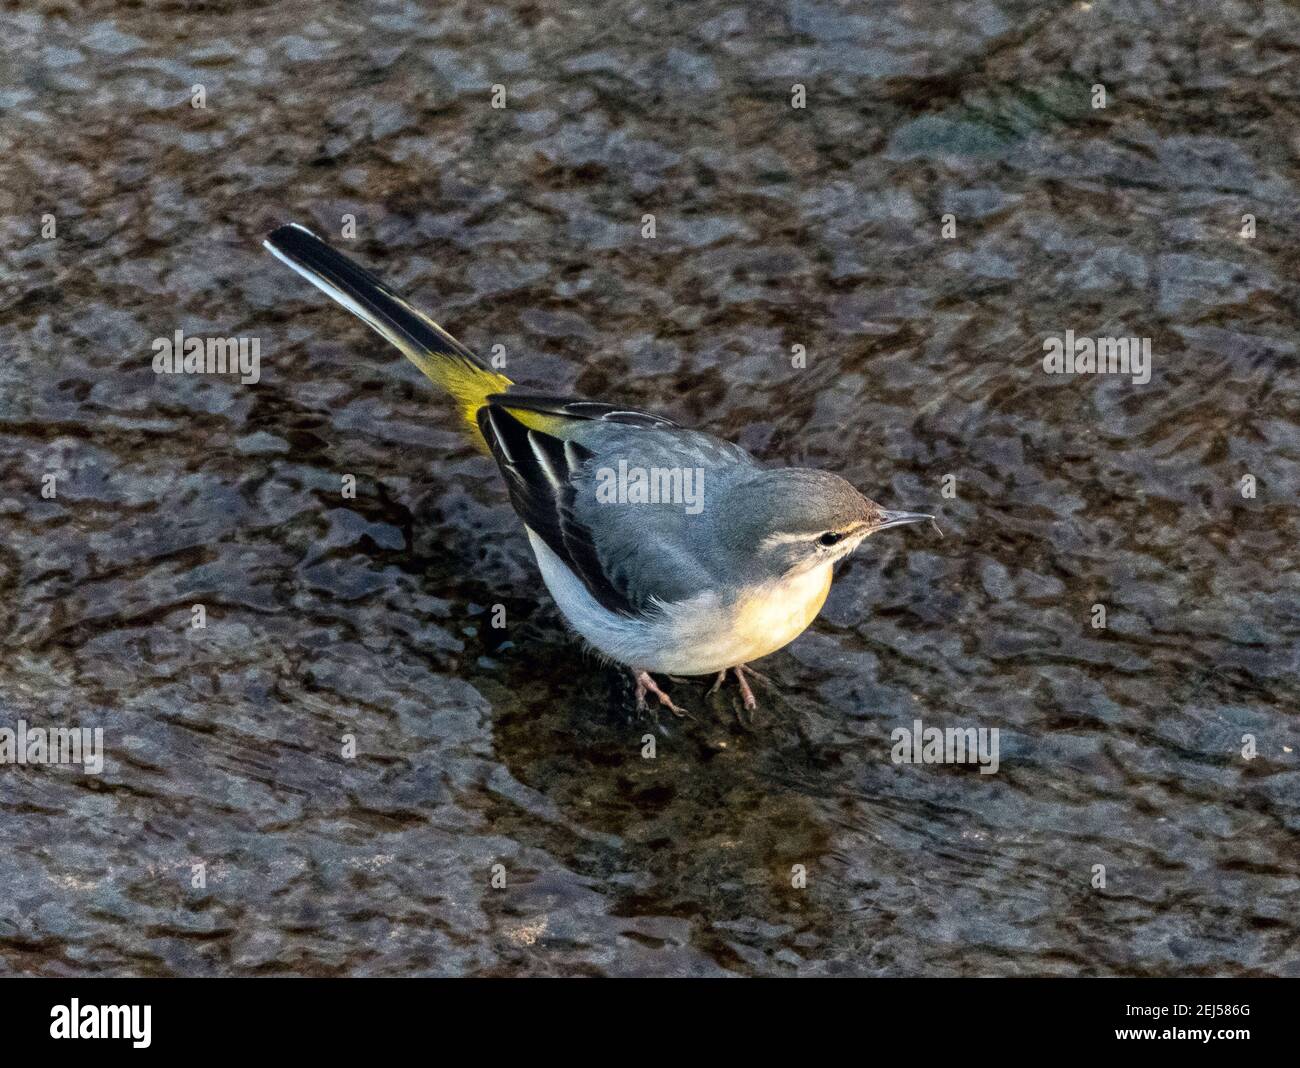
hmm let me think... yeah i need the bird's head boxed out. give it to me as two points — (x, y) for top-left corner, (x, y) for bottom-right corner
(717, 468), (933, 581)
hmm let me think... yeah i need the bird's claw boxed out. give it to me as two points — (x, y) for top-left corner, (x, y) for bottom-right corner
(708, 664), (770, 711)
(633, 670), (688, 717)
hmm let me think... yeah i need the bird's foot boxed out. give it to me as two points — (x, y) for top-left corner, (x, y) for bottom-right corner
(708, 663), (772, 711)
(633, 670), (688, 717)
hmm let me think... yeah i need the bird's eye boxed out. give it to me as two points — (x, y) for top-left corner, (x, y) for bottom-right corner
(818, 531), (844, 547)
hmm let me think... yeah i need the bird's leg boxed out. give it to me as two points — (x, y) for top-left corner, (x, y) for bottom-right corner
(733, 665), (759, 712)
(736, 663), (773, 688)
(633, 670), (688, 717)
(706, 665), (771, 710)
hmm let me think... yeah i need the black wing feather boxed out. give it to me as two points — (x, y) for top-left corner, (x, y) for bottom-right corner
(477, 405), (639, 617)
(484, 391), (680, 430)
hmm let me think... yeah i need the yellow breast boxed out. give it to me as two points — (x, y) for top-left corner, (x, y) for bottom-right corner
(731, 562), (833, 662)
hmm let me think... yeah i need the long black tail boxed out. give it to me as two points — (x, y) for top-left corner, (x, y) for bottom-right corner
(263, 223), (511, 431)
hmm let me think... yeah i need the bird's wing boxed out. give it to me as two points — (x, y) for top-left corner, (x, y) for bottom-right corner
(483, 391), (682, 433)
(477, 398), (750, 617)
(477, 403), (644, 617)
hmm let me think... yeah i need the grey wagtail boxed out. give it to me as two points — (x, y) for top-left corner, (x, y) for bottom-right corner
(264, 224), (934, 714)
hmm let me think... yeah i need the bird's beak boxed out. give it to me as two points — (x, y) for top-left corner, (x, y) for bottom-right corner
(872, 509), (935, 533)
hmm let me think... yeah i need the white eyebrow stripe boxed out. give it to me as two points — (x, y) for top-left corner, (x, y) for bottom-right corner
(757, 523), (870, 552)
(758, 531), (818, 550)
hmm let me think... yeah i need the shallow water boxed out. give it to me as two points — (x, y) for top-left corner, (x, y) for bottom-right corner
(1, 0), (1298, 976)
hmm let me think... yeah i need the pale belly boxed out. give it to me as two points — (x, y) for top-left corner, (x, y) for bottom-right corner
(527, 529), (833, 676)
(657, 564), (834, 675)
